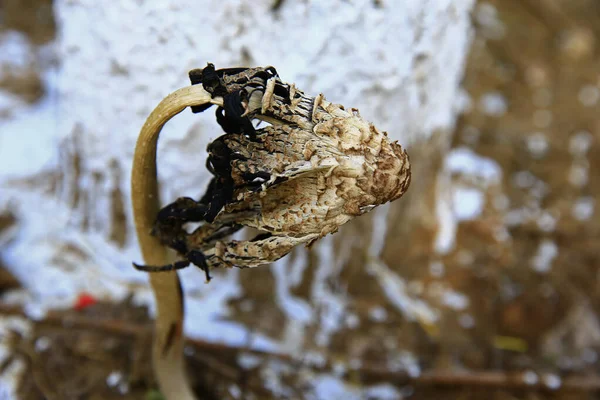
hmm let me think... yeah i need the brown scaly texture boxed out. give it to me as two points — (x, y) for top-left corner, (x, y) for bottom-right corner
(183, 67), (411, 269)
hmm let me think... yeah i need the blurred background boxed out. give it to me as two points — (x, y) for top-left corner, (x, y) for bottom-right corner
(0, 0), (599, 399)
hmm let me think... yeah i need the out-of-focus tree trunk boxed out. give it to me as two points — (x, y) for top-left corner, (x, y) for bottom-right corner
(0, 0), (474, 381)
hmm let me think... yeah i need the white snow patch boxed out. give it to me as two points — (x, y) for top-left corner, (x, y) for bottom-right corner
(34, 336), (52, 352)
(522, 370), (539, 385)
(0, 31), (35, 68)
(368, 258), (438, 325)
(478, 91), (507, 116)
(452, 187), (484, 221)
(569, 130), (593, 156)
(536, 211), (557, 232)
(531, 240), (558, 273)
(363, 383), (402, 400)
(543, 373), (562, 390)
(303, 351), (328, 369)
(0, 90), (24, 115)
(568, 163), (589, 187)
(526, 132), (549, 158)
(387, 352), (421, 377)
(332, 362), (347, 377)
(106, 371), (123, 387)
(0, 358), (26, 399)
(183, 269), (279, 352)
(238, 353), (262, 370)
(572, 197), (595, 221)
(281, 319), (307, 354)
(345, 313), (360, 329)
(454, 88), (473, 114)
(441, 289), (469, 311)
(311, 236), (349, 347)
(272, 251), (313, 324)
(578, 85), (600, 107)
(434, 172), (457, 254)
(311, 375), (361, 400)
(475, 3), (506, 40)
(368, 203), (391, 257)
(436, 148), (502, 254)
(0, 68), (59, 178)
(228, 385), (241, 399)
(369, 306), (388, 322)
(445, 147), (502, 184)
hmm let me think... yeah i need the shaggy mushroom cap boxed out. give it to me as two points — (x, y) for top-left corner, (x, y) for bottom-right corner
(143, 64), (412, 273)
(206, 70), (411, 238)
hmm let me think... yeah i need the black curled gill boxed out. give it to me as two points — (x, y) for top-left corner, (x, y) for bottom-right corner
(203, 136), (239, 223)
(216, 90), (257, 140)
(134, 249), (212, 282)
(134, 64), (283, 278)
(189, 63), (282, 140)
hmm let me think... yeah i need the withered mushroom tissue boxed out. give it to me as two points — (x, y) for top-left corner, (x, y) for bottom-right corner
(135, 64), (411, 281)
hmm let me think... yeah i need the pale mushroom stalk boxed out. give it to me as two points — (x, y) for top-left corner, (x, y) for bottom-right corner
(131, 84), (222, 400)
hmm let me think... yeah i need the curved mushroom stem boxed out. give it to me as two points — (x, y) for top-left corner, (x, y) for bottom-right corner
(131, 84), (222, 399)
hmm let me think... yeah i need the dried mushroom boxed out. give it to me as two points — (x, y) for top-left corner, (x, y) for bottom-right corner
(135, 64), (411, 281)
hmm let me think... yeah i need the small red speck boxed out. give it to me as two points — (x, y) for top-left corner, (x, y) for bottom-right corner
(74, 293), (97, 310)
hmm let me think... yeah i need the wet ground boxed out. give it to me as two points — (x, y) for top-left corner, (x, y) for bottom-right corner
(412, 0), (600, 397)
